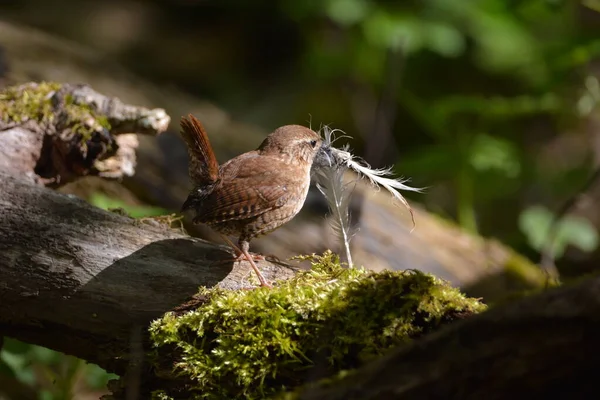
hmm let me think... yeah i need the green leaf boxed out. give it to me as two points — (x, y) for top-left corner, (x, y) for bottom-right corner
(39, 389), (55, 400)
(434, 94), (560, 120)
(351, 38), (386, 83)
(2, 338), (31, 355)
(1, 349), (27, 371)
(29, 345), (61, 365)
(469, 8), (546, 83)
(519, 206), (599, 258)
(469, 134), (521, 178)
(472, 13), (536, 70)
(326, 0), (369, 26)
(362, 12), (423, 51)
(577, 76), (600, 116)
(14, 367), (36, 386)
(84, 363), (119, 389)
(0, 357), (16, 378)
(558, 217), (599, 253)
(519, 206), (553, 251)
(426, 22), (465, 57)
(2, 350), (36, 385)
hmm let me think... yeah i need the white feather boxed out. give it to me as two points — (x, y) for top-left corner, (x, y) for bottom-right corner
(319, 126), (424, 232)
(315, 163), (355, 268)
(313, 126), (358, 267)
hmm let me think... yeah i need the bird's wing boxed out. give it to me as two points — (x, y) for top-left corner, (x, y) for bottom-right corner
(194, 154), (299, 223)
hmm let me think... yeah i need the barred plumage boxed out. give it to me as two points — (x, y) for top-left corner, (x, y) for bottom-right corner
(180, 114), (326, 287)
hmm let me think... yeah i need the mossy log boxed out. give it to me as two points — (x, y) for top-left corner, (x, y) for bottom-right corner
(292, 272), (600, 400)
(145, 253), (485, 399)
(0, 171), (484, 399)
(0, 173), (597, 399)
(0, 81), (170, 186)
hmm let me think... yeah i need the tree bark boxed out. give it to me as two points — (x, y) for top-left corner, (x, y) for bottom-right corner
(0, 172), (295, 374)
(297, 273), (600, 400)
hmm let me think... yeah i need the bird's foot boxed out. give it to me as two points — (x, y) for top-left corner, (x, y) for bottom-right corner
(234, 251), (265, 262)
(211, 252), (272, 288)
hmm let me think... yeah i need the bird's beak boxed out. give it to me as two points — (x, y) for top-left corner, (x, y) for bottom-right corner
(312, 142), (334, 170)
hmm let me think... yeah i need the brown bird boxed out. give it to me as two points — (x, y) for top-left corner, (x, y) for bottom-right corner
(180, 114), (327, 287)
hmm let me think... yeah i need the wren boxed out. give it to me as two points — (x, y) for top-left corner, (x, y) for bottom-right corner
(180, 114), (327, 287)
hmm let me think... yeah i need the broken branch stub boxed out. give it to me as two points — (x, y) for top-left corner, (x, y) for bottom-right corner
(0, 81), (170, 186)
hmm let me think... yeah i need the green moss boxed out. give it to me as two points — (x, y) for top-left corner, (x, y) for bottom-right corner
(503, 252), (557, 288)
(0, 81), (111, 140)
(148, 251), (486, 399)
(0, 81), (61, 124)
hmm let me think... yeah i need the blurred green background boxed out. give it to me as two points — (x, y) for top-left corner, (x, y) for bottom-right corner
(2, 0), (600, 398)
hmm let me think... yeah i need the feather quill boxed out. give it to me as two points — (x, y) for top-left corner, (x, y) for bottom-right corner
(314, 156), (355, 269)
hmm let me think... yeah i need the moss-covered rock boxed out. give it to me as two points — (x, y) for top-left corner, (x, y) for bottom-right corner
(148, 251), (486, 399)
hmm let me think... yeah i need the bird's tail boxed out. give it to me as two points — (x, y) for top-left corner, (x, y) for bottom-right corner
(180, 114), (220, 187)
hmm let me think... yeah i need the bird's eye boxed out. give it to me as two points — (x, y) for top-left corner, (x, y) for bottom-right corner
(309, 140), (318, 148)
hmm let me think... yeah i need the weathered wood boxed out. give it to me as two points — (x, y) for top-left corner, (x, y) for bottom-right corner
(0, 172), (295, 374)
(297, 273), (600, 400)
(0, 82), (170, 187)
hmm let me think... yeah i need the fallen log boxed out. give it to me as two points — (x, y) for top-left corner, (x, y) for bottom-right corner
(294, 271), (600, 400)
(0, 172), (295, 375)
(0, 172), (596, 399)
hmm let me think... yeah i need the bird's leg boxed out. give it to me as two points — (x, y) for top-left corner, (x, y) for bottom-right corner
(218, 234), (267, 262)
(238, 240), (272, 288)
(214, 234), (271, 287)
